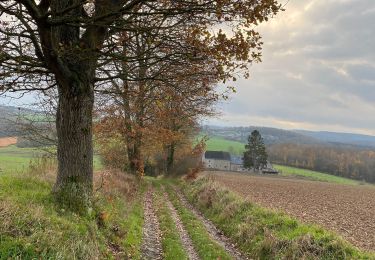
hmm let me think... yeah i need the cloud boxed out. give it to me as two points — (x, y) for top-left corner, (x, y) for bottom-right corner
(212, 0), (375, 135)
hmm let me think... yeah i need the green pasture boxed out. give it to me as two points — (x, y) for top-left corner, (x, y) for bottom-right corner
(0, 145), (103, 173)
(0, 145), (42, 172)
(200, 135), (245, 155)
(274, 165), (363, 185)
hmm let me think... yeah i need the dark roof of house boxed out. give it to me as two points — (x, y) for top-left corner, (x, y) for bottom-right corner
(204, 151), (231, 161)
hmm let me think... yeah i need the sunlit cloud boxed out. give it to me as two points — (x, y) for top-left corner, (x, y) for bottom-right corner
(209, 0), (375, 135)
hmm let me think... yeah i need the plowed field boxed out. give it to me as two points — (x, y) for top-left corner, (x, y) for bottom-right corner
(0, 137), (17, 147)
(208, 171), (375, 251)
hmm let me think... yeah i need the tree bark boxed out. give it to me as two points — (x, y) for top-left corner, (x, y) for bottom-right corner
(166, 143), (175, 174)
(127, 133), (143, 177)
(122, 83), (143, 176)
(53, 79), (94, 212)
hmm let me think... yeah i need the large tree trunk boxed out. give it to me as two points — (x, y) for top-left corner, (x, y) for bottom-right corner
(53, 80), (94, 213)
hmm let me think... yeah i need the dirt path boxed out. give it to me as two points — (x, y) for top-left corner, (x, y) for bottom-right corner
(210, 171), (375, 251)
(141, 189), (163, 260)
(164, 191), (200, 260)
(174, 187), (246, 260)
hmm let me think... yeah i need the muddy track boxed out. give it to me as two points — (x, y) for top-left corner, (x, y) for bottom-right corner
(173, 187), (246, 260)
(164, 191), (200, 260)
(141, 189), (163, 260)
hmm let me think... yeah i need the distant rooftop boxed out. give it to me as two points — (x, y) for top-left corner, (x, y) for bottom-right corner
(204, 151), (231, 161)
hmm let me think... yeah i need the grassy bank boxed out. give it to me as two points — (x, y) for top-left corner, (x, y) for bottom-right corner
(182, 177), (374, 259)
(275, 164), (363, 185)
(0, 167), (145, 259)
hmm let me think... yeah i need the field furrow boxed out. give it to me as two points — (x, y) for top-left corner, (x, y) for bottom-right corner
(209, 171), (375, 251)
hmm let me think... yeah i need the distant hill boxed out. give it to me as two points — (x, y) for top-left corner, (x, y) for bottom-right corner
(294, 130), (375, 148)
(0, 105), (39, 137)
(201, 125), (375, 183)
(0, 106), (18, 137)
(201, 125), (375, 149)
(201, 125), (319, 145)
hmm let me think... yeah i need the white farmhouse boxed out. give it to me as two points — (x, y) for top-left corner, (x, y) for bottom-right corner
(203, 151), (231, 171)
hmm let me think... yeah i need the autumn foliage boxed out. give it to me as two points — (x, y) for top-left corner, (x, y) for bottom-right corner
(1, 0), (282, 209)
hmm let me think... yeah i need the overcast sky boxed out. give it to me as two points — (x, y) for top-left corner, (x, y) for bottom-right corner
(1, 0), (375, 135)
(208, 0), (375, 135)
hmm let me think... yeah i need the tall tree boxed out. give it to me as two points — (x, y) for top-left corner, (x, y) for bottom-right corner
(243, 130), (268, 170)
(0, 0), (281, 211)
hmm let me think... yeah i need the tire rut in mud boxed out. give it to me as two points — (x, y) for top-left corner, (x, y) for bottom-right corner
(174, 187), (247, 260)
(141, 188), (163, 260)
(164, 191), (200, 260)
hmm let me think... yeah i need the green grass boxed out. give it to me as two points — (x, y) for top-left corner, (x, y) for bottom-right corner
(94, 155), (104, 171)
(0, 168), (145, 259)
(162, 181), (232, 260)
(182, 177), (375, 259)
(153, 185), (188, 260)
(275, 165), (363, 185)
(0, 145), (103, 172)
(0, 172), (101, 259)
(202, 135), (245, 155)
(0, 144), (41, 157)
(0, 145), (42, 172)
(96, 178), (146, 260)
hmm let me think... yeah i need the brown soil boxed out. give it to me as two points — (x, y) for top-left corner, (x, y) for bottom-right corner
(207, 171), (375, 252)
(0, 137), (17, 147)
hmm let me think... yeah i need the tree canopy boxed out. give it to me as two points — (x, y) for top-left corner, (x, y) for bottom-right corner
(0, 0), (281, 212)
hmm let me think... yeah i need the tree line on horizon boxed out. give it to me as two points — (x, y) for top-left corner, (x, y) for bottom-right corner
(268, 143), (375, 183)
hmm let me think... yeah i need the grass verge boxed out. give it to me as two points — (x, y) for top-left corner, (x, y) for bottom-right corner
(0, 165), (145, 259)
(163, 182), (232, 260)
(182, 177), (375, 260)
